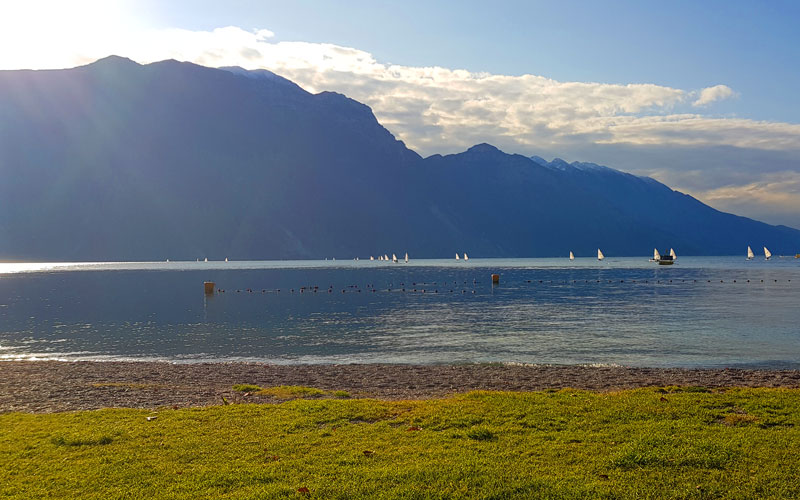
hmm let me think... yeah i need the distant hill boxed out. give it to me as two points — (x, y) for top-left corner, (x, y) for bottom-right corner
(1, 56), (798, 260)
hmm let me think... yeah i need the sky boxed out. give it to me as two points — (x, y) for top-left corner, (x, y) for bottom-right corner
(1, 0), (799, 228)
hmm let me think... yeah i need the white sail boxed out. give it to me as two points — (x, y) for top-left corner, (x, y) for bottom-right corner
(370, 256), (374, 261)
(392, 253), (398, 263)
(404, 252), (409, 263)
(670, 248), (676, 259)
(747, 246), (754, 260)
(384, 254), (389, 261)
(464, 253), (469, 261)
(654, 248), (661, 261)
(764, 247), (772, 260)
(455, 253), (460, 260)
(597, 249), (604, 261)
(569, 251), (574, 261)
(204, 257), (208, 262)
(225, 257), (228, 262)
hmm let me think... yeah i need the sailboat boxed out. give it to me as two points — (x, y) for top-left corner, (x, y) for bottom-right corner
(657, 248), (674, 265)
(464, 253), (469, 261)
(392, 253), (398, 263)
(670, 248), (677, 260)
(204, 257), (208, 262)
(597, 249), (604, 261)
(569, 251), (574, 261)
(225, 257), (228, 262)
(764, 247), (772, 260)
(404, 252), (409, 263)
(651, 248), (661, 262)
(455, 253), (460, 260)
(370, 256), (374, 261)
(384, 254), (389, 261)
(746, 246), (754, 260)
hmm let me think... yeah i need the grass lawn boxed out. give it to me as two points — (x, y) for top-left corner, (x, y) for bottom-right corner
(1, 387), (799, 499)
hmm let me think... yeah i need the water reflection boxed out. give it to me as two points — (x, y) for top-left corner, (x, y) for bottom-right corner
(0, 257), (798, 367)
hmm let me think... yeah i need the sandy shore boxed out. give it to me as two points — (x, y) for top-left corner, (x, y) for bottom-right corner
(1, 361), (799, 413)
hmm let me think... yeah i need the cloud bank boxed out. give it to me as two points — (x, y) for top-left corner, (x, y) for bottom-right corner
(101, 28), (776, 157)
(3, 25), (799, 227)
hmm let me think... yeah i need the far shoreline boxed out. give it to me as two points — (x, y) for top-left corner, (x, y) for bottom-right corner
(1, 360), (799, 414)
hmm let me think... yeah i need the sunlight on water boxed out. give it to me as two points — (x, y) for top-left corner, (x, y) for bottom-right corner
(1, 257), (798, 367)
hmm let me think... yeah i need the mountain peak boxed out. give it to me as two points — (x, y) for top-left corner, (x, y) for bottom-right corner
(221, 66), (305, 92)
(529, 155), (549, 166)
(466, 143), (503, 154)
(83, 55), (140, 68)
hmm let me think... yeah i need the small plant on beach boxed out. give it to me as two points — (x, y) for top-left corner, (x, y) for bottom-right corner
(233, 385), (350, 399)
(256, 385), (324, 399)
(685, 386), (712, 393)
(232, 384), (262, 393)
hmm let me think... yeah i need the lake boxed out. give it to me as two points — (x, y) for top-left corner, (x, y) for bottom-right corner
(1, 257), (798, 367)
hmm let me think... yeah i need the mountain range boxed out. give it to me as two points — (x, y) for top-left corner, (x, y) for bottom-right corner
(1, 56), (799, 260)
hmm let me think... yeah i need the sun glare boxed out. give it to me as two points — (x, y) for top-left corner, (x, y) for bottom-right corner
(0, 0), (143, 70)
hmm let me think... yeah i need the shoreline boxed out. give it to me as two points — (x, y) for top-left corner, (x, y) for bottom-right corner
(2, 360), (799, 413)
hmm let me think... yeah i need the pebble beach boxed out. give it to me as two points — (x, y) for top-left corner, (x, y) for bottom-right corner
(2, 361), (799, 413)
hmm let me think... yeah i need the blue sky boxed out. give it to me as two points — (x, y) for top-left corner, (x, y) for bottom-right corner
(1, 0), (799, 227)
(142, 0), (800, 123)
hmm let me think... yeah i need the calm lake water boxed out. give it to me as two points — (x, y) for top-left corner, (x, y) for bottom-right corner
(1, 257), (798, 367)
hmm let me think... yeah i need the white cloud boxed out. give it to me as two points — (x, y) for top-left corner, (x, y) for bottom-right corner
(67, 26), (791, 158)
(3, 25), (787, 155)
(254, 29), (275, 40)
(688, 172), (800, 228)
(692, 84), (736, 107)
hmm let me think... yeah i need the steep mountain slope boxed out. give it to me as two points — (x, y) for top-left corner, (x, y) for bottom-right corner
(0, 57), (798, 259)
(0, 56), (420, 260)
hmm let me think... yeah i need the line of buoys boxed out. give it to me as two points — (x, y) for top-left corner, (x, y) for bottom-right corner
(520, 278), (792, 285)
(209, 276), (792, 294)
(212, 286), (479, 295)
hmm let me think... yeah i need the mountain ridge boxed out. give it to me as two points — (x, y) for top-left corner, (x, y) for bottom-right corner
(0, 56), (798, 260)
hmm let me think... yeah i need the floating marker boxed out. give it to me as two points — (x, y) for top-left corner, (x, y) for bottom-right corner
(204, 282), (215, 295)
(491, 274), (500, 284)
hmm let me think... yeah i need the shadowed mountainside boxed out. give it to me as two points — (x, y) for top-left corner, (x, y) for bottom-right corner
(1, 56), (798, 260)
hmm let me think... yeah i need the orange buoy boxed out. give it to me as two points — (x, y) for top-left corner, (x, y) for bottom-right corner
(204, 281), (215, 295)
(491, 274), (500, 284)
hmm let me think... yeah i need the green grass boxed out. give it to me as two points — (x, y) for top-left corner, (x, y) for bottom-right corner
(1, 388), (799, 499)
(233, 384), (351, 400)
(256, 385), (325, 399)
(232, 384), (263, 393)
